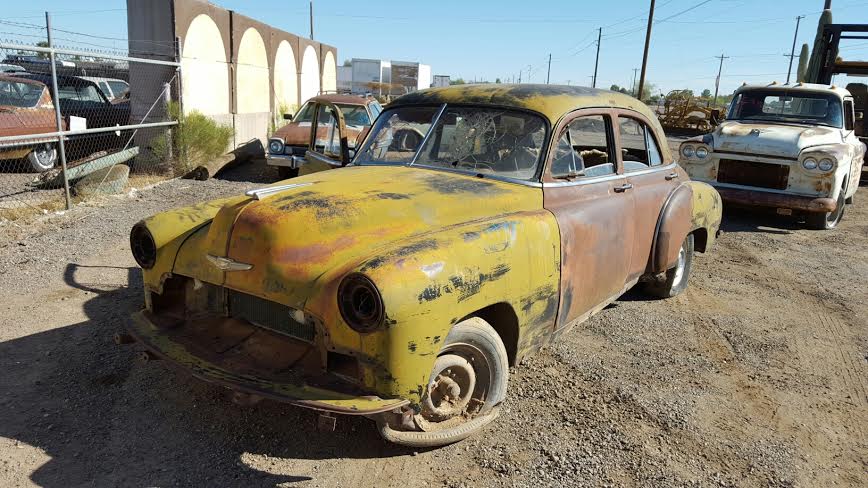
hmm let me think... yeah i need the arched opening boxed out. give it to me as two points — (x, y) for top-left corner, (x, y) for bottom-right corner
(181, 14), (229, 115)
(235, 27), (269, 114)
(273, 40), (299, 117)
(300, 45), (320, 103)
(322, 51), (337, 94)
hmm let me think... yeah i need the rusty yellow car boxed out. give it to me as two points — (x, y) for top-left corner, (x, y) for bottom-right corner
(126, 84), (722, 447)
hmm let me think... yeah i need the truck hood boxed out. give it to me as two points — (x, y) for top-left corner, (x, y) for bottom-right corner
(182, 165), (538, 308)
(712, 121), (842, 158)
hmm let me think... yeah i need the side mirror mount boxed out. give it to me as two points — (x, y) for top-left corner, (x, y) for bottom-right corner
(710, 109), (722, 125)
(856, 112), (864, 121)
(283, 113), (293, 121)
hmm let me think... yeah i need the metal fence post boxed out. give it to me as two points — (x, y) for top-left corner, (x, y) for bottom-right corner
(45, 11), (72, 210)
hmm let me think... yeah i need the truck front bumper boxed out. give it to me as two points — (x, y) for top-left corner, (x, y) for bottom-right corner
(714, 187), (836, 213)
(265, 153), (305, 169)
(128, 311), (408, 415)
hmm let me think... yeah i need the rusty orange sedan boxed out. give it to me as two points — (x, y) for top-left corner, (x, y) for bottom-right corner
(127, 84), (722, 447)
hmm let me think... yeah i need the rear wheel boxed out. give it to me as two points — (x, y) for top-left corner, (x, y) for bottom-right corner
(377, 317), (508, 447)
(277, 166), (299, 180)
(644, 233), (694, 299)
(806, 191), (845, 230)
(27, 143), (58, 172)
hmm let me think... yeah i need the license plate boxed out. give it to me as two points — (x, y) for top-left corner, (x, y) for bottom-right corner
(776, 208), (793, 216)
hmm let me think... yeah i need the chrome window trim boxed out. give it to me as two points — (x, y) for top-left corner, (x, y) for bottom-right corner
(542, 162), (678, 188)
(409, 103), (447, 165)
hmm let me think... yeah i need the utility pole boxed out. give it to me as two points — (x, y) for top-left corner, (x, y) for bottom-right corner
(786, 15), (805, 83)
(518, 71), (521, 84)
(712, 54), (730, 106)
(637, 0), (655, 102)
(527, 64), (532, 83)
(546, 53), (552, 84)
(592, 27), (602, 88)
(631, 68), (640, 96)
(309, 1), (314, 39)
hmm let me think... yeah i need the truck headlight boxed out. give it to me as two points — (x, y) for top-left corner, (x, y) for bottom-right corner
(802, 158), (818, 170)
(338, 274), (384, 333)
(681, 145), (695, 159)
(268, 138), (285, 154)
(818, 158), (835, 171)
(695, 146), (709, 159)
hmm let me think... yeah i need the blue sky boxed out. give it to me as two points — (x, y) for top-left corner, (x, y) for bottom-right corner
(4, 0), (868, 96)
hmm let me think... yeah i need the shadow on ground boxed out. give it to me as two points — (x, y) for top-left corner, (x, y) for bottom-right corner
(0, 263), (408, 487)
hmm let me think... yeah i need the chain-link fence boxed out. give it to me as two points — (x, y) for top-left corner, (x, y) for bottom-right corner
(0, 15), (180, 220)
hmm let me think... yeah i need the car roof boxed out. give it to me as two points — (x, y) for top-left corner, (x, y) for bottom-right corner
(79, 76), (127, 84)
(736, 82), (851, 99)
(15, 72), (98, 87)
(387, 84), (658, 124)
(308, 94), (375, 106)
(0, 74), (46, 87)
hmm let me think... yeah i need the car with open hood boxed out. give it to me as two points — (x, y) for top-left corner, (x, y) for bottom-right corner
(679, 82), (866, 229)
(125, 84), (722, 447)
(265, 94), (381, 179)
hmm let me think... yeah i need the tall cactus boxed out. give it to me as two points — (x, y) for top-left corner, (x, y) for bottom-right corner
(805, 9), (833, 83)
(797, 44), (810, 82)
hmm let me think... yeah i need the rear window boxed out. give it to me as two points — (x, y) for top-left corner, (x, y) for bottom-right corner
(0, 80), (43, 108)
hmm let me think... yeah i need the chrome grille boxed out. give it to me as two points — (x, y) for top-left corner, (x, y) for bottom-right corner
(228, 290), (314, 342)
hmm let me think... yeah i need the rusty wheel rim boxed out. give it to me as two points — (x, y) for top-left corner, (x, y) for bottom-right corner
(420, 353), (477, 422)
(672, 245), (687, 288)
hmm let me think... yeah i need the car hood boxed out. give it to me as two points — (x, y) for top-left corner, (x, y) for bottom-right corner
(712, 121), (842, 158)
(180, 165), (539, 308)
(273, 122), (364, 147)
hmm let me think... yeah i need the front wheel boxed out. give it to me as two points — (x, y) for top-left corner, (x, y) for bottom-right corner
(27, 143), (58, 172)
(806, 191), (845, 230)
(644, 233), (694, 299)
(377, 317), (508, 447)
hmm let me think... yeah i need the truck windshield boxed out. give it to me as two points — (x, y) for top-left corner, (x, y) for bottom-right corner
(294, 102), (371, 127)
(728, 89), (844, 128)
(355, 105), (547, 182)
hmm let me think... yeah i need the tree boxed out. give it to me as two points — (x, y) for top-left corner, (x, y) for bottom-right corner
(450, 78), (466, 85)
(36, 41), (49, 59)
(495, 78), (501, 84)
(701, 89), (712, 98)
(342, 59), (352, 67)
(610, 84), (621, 91)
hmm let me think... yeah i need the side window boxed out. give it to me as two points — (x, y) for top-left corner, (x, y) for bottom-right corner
(844, 100), (854, 131)
(551, 115), (615, 178)
(619, 116), (664, 170)
(311, 104), (342, 159)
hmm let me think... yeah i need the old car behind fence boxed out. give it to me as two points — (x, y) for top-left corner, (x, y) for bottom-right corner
(0, 36), (180, 218)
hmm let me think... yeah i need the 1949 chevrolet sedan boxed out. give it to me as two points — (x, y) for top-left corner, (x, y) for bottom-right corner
(126, 85), (722, 447)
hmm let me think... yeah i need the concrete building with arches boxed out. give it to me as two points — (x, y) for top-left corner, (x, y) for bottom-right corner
(127, 0), (337, 151)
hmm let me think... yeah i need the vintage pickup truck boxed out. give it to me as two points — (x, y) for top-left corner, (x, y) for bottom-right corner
(679, 82), (866, 229)
(126, 84), (722, 447)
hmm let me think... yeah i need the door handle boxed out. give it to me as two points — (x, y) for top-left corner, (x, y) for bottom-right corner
(665, 172), (679, 181)
(614, 183), (633, 193)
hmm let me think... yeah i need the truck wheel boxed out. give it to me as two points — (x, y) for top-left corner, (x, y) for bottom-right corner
(277, 167), (298, 180)
(644, 233), (694, 299)
(806, 191), (845, 230)
(376, 317), (508, 447)
(27, 143), (58, 172)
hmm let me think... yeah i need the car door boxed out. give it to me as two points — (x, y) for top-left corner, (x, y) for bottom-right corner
(615, 111), (683, 281)
(301, 100), (351, 176)
(543, 110), (636, 334)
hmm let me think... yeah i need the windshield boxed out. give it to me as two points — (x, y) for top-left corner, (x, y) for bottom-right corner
(728, 90), (843, 128)
(0, 80), (43, 108)
(294, 101), (371, 127)
(356, 105), (547, 181)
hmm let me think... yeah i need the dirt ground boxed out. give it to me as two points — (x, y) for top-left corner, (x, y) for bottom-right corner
(0, 156), (866, 488)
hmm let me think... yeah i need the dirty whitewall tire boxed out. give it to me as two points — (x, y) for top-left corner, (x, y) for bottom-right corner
(377, 317), (509, 447)
(806, 191), (845, 230)
(27, 143), (58, 173)
(644, 233), (694, 299)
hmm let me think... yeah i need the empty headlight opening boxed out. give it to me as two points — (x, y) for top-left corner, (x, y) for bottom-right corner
(338, 273), (385, 333)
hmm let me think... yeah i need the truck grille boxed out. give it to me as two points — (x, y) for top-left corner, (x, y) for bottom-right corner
(228, 290), (315, 342)
(717, 159), (789, 190)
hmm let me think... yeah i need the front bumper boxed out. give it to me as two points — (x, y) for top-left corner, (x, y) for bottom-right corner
(714, 186), (836, 213)
(128, 311), (408, 415)
(265, 153), (305, 169)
